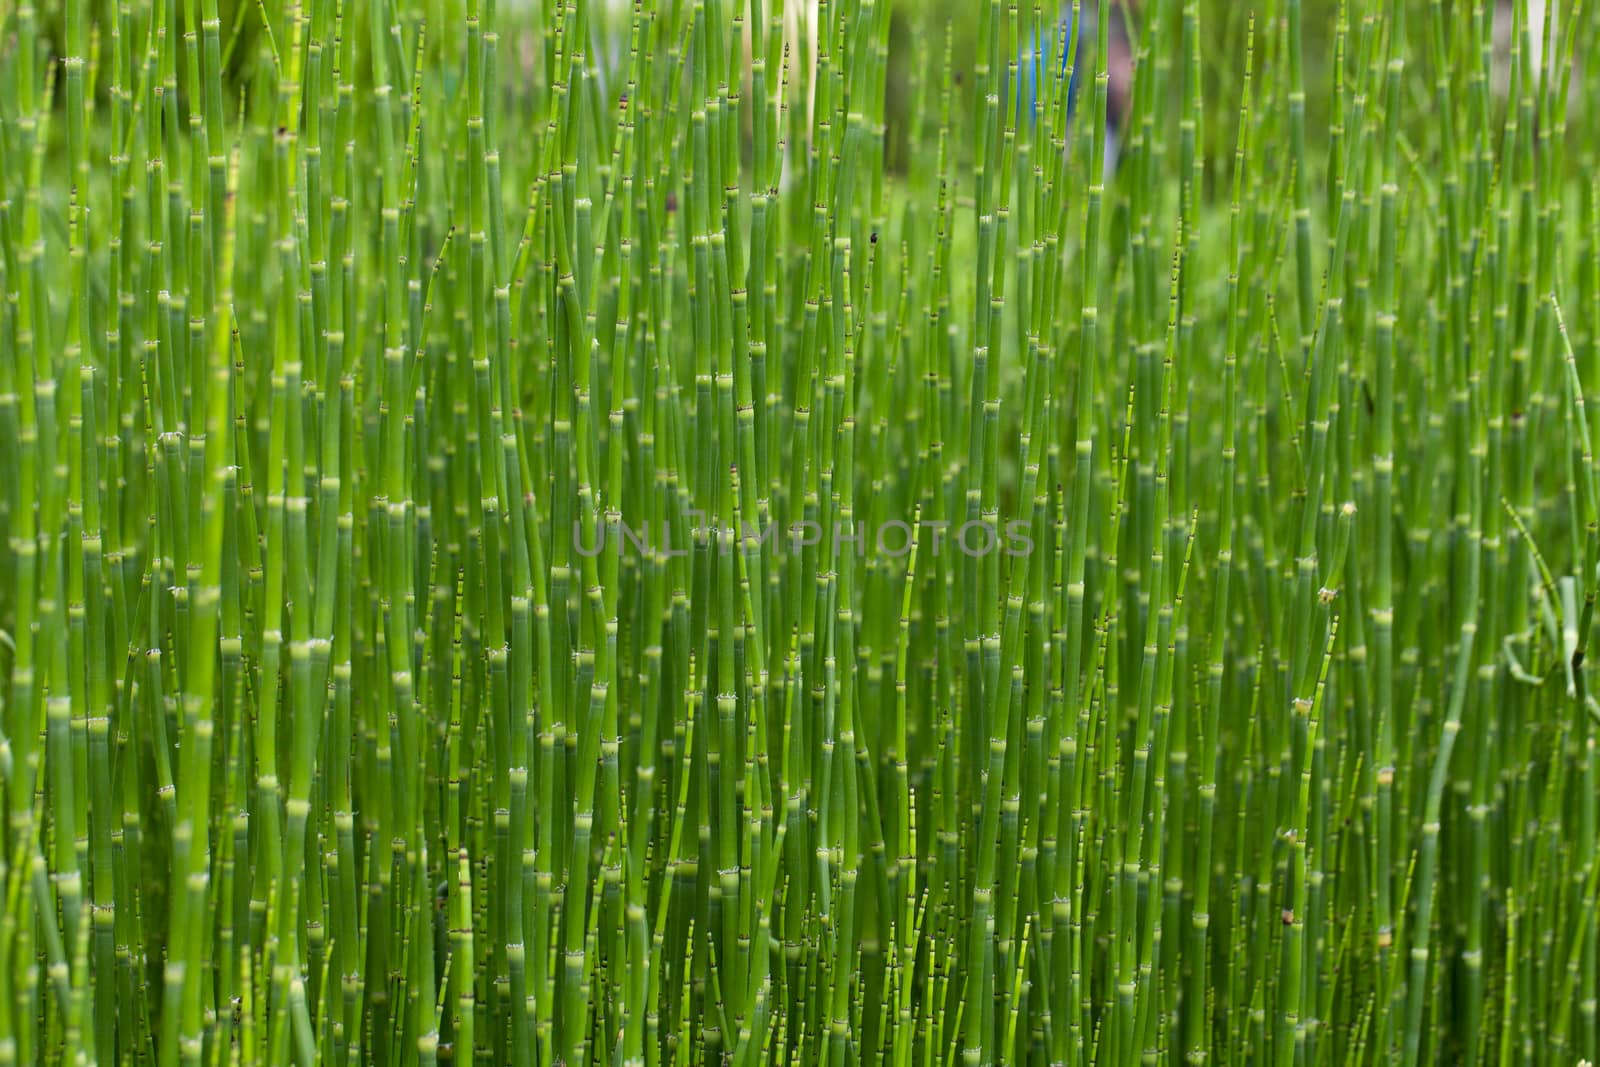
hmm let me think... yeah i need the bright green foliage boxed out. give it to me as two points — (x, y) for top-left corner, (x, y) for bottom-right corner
(1, 0), (1598, 1063)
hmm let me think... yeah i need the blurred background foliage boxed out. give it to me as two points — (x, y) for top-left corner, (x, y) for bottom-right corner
(18, 0), (1583, 233)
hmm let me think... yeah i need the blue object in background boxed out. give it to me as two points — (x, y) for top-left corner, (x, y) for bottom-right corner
(1015, 3), (1125, 176)
(1019, 5), (1091, 126)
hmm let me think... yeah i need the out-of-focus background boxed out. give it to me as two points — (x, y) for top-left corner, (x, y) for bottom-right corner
(33, 0), (1576, 174)
(556, 0), (1575, 177)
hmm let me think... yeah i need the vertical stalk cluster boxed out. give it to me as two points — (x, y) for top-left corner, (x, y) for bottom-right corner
(0, 0), (1598, 1064)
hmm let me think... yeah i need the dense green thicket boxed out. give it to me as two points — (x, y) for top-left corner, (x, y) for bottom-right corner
(2, 0), (1599, 1064)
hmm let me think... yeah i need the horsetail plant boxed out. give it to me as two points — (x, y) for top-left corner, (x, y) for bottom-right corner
(3, 0), (1600, 1063)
